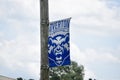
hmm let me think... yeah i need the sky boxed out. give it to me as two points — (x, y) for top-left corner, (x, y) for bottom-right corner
(0, 0), (120, 80)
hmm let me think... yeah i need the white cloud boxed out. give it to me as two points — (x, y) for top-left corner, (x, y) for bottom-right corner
(70, 42), (96, 80)
(0, 33), (40, 79)
(0, 0), (40, 79)
(0, 0), (120, 80)
(70, 42), (86, 65)
(71, 42), (120, 65)
(84, 67), (96, 80)
(0, 0), (40, 25)
(0, 8), (4, 17)
(49, 0), (120, 36)
(0, 32), (3, 37)
(70, 42), (120, 80)
(49, 0), (104, 16)
(7, 0), (39, 18)
(84, 48), (120, 63)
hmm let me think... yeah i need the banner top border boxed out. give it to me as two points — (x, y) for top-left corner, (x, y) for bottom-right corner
(50, 17), (72, 24)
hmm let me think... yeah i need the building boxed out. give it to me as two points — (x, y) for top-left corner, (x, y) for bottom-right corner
(0, 75), (16, 80)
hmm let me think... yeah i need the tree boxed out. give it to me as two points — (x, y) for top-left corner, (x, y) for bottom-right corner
(17, 77), (23, 80)
(89, 78), (92, 80)
(29, 79), (34, 80)
(49, 61), (84, 80)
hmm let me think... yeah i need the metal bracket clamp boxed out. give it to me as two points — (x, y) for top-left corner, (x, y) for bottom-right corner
(41, 19), (49, 26)
(41, 65), (49, 70)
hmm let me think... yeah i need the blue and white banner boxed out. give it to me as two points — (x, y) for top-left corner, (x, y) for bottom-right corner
(48, 18), (71, 67)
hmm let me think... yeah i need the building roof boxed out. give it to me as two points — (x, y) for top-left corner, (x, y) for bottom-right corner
(0, 75), (16, 80)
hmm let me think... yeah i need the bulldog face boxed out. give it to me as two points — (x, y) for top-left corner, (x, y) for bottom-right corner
(48, 34), (69, 65)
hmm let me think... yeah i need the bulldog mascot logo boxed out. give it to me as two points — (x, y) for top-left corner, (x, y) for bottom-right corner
(48, 18), (71, 67)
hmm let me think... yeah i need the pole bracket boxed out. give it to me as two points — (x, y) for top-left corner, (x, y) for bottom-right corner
(41, 19), (49, 25)
(41, 65), (49, 70)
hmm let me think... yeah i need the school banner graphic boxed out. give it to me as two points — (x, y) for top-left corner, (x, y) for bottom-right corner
(48, 18), (71, 67)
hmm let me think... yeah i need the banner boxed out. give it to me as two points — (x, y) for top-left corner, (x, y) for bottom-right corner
(48, 18), (71, 67)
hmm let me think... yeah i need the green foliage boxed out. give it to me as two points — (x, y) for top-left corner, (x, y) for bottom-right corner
(49, 61), (84, 80)
(29, 79), (34, 80)
(17, 77), (23, 80)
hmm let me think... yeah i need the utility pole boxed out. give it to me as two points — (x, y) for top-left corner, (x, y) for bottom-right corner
(40, 0), (49, 80)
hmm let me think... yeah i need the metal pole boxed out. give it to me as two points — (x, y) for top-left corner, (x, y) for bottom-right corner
(40, 0), (49, 80)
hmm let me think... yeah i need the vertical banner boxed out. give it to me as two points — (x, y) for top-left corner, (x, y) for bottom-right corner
(48, 18), (71, 67)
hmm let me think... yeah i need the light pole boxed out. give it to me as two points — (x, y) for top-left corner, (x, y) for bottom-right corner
(40, 0), (49, 80)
